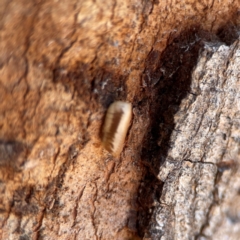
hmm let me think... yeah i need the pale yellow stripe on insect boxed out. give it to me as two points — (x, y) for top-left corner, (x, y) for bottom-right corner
(102, 101), (132, 156)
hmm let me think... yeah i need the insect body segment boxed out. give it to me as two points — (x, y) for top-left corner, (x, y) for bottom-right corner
(102, 101), (132, 156)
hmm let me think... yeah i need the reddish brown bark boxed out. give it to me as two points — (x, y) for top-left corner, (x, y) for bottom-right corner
(0, 0), (239, 239)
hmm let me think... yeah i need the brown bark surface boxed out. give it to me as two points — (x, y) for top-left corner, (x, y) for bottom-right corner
(0, 0), (239, 239)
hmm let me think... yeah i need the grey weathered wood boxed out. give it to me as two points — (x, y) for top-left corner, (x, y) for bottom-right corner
(146, 39), (240, 240)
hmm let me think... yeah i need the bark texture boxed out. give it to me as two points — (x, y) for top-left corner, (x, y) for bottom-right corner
(0, 0), (239, 239)
(145, 40), (240, 240)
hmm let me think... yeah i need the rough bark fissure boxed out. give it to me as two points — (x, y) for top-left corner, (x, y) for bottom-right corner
(196, 167), (222, 238)
(92, 182), (98, 240)
(52, 1), (79, 84)
(72, 186), (85, 228)
(22, 1), (44, 98)
(34, 208), (46, 238)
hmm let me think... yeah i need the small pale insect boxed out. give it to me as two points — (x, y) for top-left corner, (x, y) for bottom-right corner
(102, 101), (132, 156)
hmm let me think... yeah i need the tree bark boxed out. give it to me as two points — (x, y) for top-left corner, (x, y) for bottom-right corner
(0, 0), (239, 239)
(144, 39), (240, 240)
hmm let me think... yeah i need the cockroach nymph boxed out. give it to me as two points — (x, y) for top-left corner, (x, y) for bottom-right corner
(101, 101), (132, 156)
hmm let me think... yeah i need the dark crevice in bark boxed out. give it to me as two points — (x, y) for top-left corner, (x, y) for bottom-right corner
(216, 11), (240, 46)
(0, 140), (28, 170)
